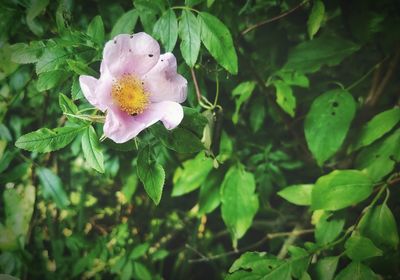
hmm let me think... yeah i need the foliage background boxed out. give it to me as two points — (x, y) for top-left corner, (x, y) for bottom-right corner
(0, 0), (400, 279)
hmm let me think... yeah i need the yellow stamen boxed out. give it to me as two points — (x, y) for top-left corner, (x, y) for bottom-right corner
(111, 75), (149, 115)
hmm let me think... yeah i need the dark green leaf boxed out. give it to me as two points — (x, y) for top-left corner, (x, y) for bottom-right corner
(345, 236), (382, 261)
(305, 89), (356, 165)
(59, 93), (78, 114)
(87, 15), (105, 44)
(232, 81), (256, 124)
(307, 0), (325, 39)
(10, 41), (44, 64)
(26, 0), (49, 36)
(36, 47), (68, 74)
(198, 12), (238, 74)
(335, 262), (379, 280)
(37, 167), (70, 208)
(81, 126), (104, 173)
(67, 59), (97, 76)
(137, 145), (165, 205)
(179, 10), (201, 67)
(198, 170), (223, 215)
(181, 107), (208, 137)
(153, 9), (178, 52)
(36, 70), (66, 91)
(311, 170), (373, 211)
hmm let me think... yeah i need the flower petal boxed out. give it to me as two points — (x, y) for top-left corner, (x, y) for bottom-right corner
(143, 53), (187, 103)
(103, 107), (146, 143)
(79, 75), (100, 107)
(135, 101), (184, 130)
(102, 33), (160, 77)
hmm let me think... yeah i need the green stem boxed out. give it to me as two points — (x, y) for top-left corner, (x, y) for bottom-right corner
(346, 61), (384, 91)
(213, 73), (220, 107)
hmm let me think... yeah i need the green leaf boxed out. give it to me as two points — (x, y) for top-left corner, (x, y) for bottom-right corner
(307, 0), (325, 39)
(26, 0), (49, 36)
(315, 212), (345, 245)
(71, 76), (84, 100)
(67, 59), (97, 76)
(36, 47), (68, 74)
(181, 107), (208, 137)
(273, 80), (296, 117)
(153, 9), (178, 52)
(232, 81), (256, 124)
(10, 41), (44, 64)
(36, 70), (66, 91)
(288, 246), (310, 279)
(284, 35), (360, 73)
(110, 9), (139, 38)
(345, 236), (382, 261)
(37, 167), (70, 209)
(172, 152), (213, 196)
(358, 203), (399, 249)
(221, 165), (259, 245)
(314, 256), (339, 280)
(352, 108), (400, 151)
(355, 129), (400, 182)
(15, 125), (86, 153)
(276, 70), (309, 88)
(150, 124), (204, 153)
(198, 12), (238, 74)
(305, 89), (356, 165)
(81, 126), (104, 173)
(311, 170), (373, 211)
(198, 170), (223, 215)
(59, 93), (78, 114)
(129, 243), (150, 260)
(278, 184), (313, 206)
(179, 10), (201, 67)
(137, 145), (165, 205)
(335, 262), (379, 280)
(87, 15), (105, 44)
(250, 97), (266, 133)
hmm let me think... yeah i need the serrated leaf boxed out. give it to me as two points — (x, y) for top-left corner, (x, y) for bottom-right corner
(87, 15), (105, 44)
(284, 35), (360, 73)
(81, 126), (104, 173)
(71, 76), (84, 100)
(305, 89), (356, 166)
(172, 152), (213, 196)
(59, 93), (78, 114)
(36, 47), (68, 74)
(153, 9), (178, 52)
(111, 9), (139, 38)
(179, 10), (201, 67)
(345, 236), (382, 261)
(278, 184), (313, 206)
(67, 59), (97, 76)
(198, 12), (238, 74)
(352, 108), (400, 151)
(311, 170), (373, 211)
(221, 165), (259, 245)
(273, 80), (296, 117)
(36, 70), (66, 91)
(358, 203), (399, 249)
(307, 0), (325, 39)
(137, 145), (165, 205)
(15, 125), (86, 153)
(37, 167), (70, 209)
(10, 41), (44, 64)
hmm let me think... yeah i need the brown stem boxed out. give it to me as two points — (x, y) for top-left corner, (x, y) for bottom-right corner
(241, 0), (309, 36)
(190, 67), (202, 102)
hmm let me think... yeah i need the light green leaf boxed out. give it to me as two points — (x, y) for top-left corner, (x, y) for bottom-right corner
(110, 9), (139, 38)
(172, 152), (213, 196)
(198, 12), (238, 74)
(67, 59), (97, 76)
(129, 243), (150, 260)
(232, 81), (256, 124)
(311, 170), (373, 211)
(221, 165), (259, 245)
(273, 80), (296, 117)
(276, 70), (309, 88)
(36, 47), (68, 74)
(307, 0), (325, 39)
(278, 184), (313, 206)
(305, 89), (356, 165)
(359, 203), (399, 249)
(345, 236), (382, 261)
(36, 70), (66, 91)
(137, 145), (165, 205)
(285, 35), (360, 73)
(87, 15), (105, 44)
(288, 246), (310, 279)
(355, 129), (400, 182)
(59, 93), (78, 114)
(179, 10), (201, 67)
(352, 108), (400, 151)
(315, 212), (345, 245)
(228, 252), (284, 278)
(37, 167), (70, 209)
(314, 256), (339, 280)
(10, 41), (44, 64)
(81, 126), (104, 173)
(153, 9), (178, 52)
(15, 125), (86, 153)
(335, 262), (379, 280)
(198, 170), (222, 215)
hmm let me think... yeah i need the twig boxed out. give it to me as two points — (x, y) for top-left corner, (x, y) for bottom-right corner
(190, 67), (202, 103)
(241, 0), (309, 35)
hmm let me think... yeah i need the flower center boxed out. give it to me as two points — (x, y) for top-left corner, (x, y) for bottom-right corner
(111, 75), (149, 115)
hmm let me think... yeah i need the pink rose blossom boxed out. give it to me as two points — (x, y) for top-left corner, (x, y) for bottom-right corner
(79, 32), (187, 143)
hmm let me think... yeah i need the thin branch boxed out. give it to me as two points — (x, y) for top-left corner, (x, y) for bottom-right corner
(241, 0), (309, 36)
(190, 67), (202, 103)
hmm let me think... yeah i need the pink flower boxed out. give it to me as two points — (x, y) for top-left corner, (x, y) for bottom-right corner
(79, 33), (187, 143)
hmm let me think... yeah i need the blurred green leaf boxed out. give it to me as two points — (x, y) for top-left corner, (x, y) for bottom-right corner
(198, 170), (223, 215)
(36, 70), (67, 91)
(307, 0), (325, 39)
(37, 167), (70, 209)
(273, 80), (296, 117)
(10, 41), (44, 64)
(232, 81), (256, 124)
